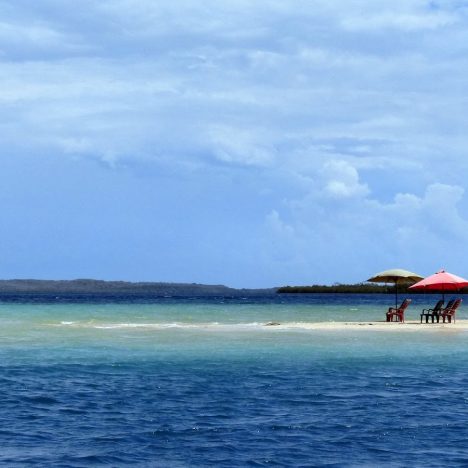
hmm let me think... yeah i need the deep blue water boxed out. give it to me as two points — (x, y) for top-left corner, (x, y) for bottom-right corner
(0, 292), (460, 305)
(1, 293), (468, 466)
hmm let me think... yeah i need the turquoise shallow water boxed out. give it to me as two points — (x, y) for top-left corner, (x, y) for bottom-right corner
(1, 294), (468, 466)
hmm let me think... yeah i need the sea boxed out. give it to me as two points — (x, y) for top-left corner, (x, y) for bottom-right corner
(1, 293), (468, 467)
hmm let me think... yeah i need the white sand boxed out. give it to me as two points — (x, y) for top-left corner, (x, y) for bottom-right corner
(264, 320), (468, 332)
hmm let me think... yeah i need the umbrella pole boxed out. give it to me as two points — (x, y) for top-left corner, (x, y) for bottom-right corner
(395, 281), (398, 309)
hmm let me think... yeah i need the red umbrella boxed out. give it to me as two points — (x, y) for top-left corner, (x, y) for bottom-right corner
(408, 269), (468, 301)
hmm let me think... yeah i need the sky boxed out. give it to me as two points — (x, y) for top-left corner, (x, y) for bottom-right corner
(1, 0), (468, 288)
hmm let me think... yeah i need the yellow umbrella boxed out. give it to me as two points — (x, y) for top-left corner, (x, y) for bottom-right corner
(367, 268), (424, 308)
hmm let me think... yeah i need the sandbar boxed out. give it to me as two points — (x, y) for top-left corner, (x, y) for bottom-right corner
(264, 320), (468, 332)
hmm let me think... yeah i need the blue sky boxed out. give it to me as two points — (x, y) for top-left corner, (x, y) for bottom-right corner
(2, 0), (468, 287)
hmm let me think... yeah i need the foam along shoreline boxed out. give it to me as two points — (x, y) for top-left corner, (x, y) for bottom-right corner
(53, 320), (468, 332)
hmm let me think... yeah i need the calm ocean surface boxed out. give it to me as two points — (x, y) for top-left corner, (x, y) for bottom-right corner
(1, 293), (468, 467)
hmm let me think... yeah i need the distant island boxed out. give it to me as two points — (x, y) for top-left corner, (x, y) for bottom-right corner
(278, 284), (390, 293)
(278, 284), (468, 294)
(0, 279), (276, 297)
(0, 280), (452, 297)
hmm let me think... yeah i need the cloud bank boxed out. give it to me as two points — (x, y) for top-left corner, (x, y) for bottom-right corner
(1, 0), (468, 286)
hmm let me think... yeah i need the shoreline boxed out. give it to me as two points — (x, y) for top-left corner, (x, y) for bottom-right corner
(264, 320), (468, 331)
(52, 320), (468, 332)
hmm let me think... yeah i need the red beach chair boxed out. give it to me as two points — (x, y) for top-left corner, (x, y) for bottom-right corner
(440, 299), (462, 324)
(386, 299), (411, 323)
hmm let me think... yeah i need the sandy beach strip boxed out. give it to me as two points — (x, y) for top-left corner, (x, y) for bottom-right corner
(264, 320), (468, 331)
(54, 319), (468, 332)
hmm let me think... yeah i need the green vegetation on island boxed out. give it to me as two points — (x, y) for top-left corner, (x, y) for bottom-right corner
(278, 283), (468, 294)
(1, 280), (465, 296)
(0, 279), (276, 296)
(278, 284), (402, 294)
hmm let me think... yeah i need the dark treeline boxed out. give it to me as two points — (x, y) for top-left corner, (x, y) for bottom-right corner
(278, 284), (468, 294)
(277, 284), (390, 293)
(0, 280), (276, 297)
(2, 280), (467, 296)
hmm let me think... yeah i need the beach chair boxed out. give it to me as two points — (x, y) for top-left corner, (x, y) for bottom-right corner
(432, 299), (455, 323)
(420, 299), (445, 324)
(440, 299), (462, 324)
(386, 299), (411, 323)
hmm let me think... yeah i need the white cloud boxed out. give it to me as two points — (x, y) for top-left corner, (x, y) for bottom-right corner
(0, 21), (61, 43)
(207, 125), (276, 167)
(321, 160), (370, 199)
(341, 12), (457, 31)
(1, 1), (467, 175)
(264, 178), (468, 284)
(421, 183), (467, 236)
(266, 209), (295, 237)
